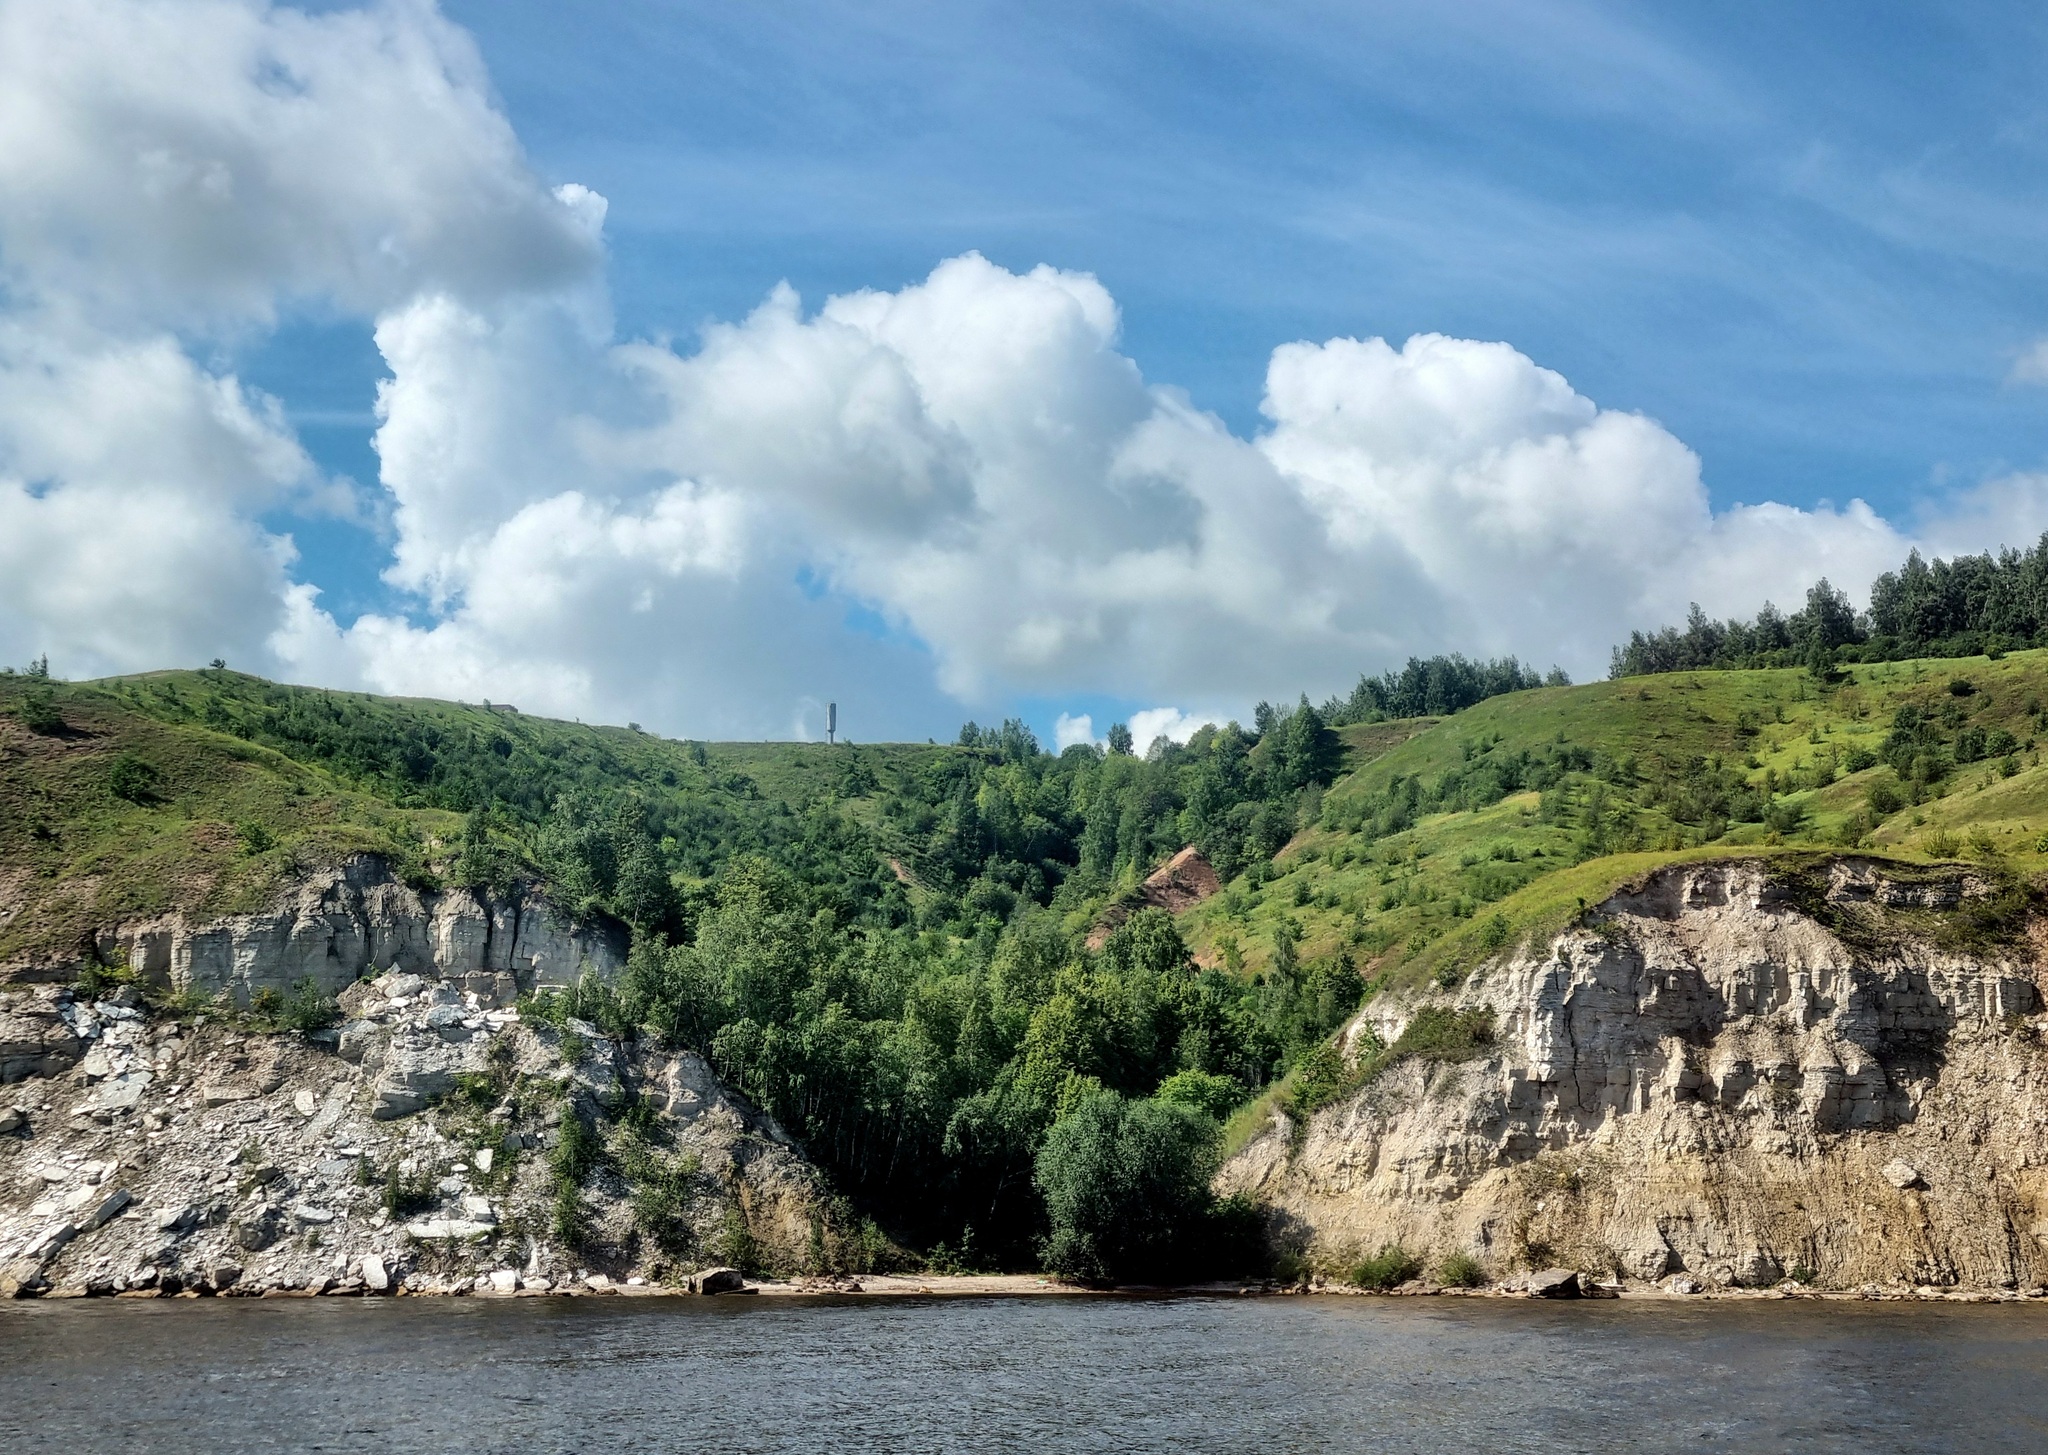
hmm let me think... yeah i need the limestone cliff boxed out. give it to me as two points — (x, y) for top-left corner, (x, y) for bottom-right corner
(1224, 857), (2048, 1293)
(4, 854), (626, 1003)
(0, 858), (845, 1300)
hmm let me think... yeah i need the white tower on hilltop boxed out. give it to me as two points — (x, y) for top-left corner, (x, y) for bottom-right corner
(827, 702), (837, 745)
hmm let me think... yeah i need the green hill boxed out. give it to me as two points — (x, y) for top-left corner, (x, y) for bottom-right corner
(6, 650), (2046, 1276)
(0, 668), (945, 966)
(1185, 652), (2048, 994)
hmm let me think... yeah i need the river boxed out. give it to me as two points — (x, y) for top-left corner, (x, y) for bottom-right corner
(3, 1293), (2044, 1453)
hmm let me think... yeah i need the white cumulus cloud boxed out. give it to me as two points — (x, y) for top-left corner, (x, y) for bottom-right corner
(0, 0), (2044, 740)
(0, 0), (600, 685)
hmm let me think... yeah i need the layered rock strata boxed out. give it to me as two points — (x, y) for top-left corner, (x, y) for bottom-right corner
(5, 855), (625, 1005)
(1225, 858), (2048, 1292)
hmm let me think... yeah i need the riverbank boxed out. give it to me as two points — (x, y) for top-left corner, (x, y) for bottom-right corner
(25, 1266), (2048, 1303)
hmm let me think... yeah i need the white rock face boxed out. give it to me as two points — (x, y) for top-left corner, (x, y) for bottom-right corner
(0, 975), (836, 1301)
(66, 856), (626, 1008)
(1225, 858), (2048, 1292)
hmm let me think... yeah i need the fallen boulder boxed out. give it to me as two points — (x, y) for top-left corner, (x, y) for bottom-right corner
(697, 1266), (746, 1295)
(1525, 1268), (1582, 1299)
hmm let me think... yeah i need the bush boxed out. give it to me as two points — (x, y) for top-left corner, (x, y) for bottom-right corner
(382, 1162), (440, 1218)
(277, 978), (340, 1032)
(17, 688), (62, 734)
(549, 1107), (600, 1248)
(1762, 797), (1806, 835)
(1390, 1005), (1493, 1060)
(713, 1208), (763, 1273)
(236, 819), (276, 854)
(1437, 1250), (1488, 1287)
(1351, 1244), (1421, 1290)
(609, 1100), (702, 1259)
(244, 978), (339, 1033)
(1478, 912), (1513, 952)
(1035, 1091), (1225, 1285)
(108, 754), (159, 803)
(1154, 1069), (1247, 1122)
(1864, 780), (1903, 819)
(1285, 1041), (1353, 1124)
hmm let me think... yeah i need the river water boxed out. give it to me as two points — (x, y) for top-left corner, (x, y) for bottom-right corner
(3, 1293), (2045, 1453)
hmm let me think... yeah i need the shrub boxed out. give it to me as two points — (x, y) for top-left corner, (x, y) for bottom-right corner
(1762, 797), (1806, 835)
(17, 688), (62, 734)
(549, 1104), (601, 1247)
(713, 1208), (762, 1273)
(382, 1162), (440, 1218)
(1478, 912), (1512, 953)
(1154, 1069), (1247, 1122)
(1437, 1251), (1488, 1288)
(1864, 780), (1903, 818)
(274, 978), (340, 1033)
(1391, 1005), (1493, 1060)
(609, 1103), (702, 1259)
(1351, 1244), (1421, 1290)
(1285, 1041), (1353, 1124)
(108, 754), (159, 803)
(236, 819), (277, 854)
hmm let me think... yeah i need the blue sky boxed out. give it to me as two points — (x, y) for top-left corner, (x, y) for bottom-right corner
(423, 1), (2048, 507)
(10, 1), (2048, 743)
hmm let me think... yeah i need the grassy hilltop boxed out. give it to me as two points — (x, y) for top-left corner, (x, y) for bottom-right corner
(1189, 653), (2048, 994)
(5, 651), (2046, 1279)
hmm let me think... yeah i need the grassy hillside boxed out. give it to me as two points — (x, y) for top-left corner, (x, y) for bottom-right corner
(9, 653), (2046, 979)
(0, 669), (951, 966)
(1182, 651), (2048, 992)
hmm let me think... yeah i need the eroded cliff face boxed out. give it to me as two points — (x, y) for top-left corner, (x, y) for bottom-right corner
(1224, 858), (2048, 1292)
(0, 971), (833, 1298)
(5, 855), (626, 1005)
(0, 859), (838, 1300)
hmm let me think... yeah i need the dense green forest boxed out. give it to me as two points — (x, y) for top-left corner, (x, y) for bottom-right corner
(1611, 537), (2048, 677)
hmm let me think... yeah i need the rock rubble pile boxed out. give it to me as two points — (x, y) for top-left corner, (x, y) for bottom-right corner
(0, 966), (830, 1299)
